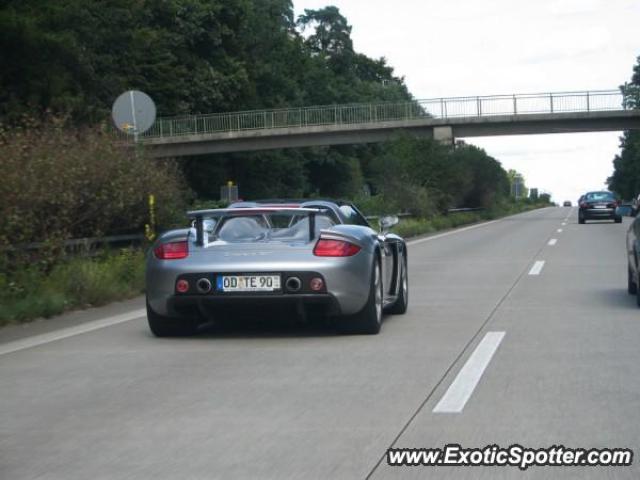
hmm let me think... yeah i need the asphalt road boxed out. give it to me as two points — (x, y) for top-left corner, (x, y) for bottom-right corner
(2, 207), (639, 479)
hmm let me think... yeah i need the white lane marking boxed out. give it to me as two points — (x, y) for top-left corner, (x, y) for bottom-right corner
(557, 228), (563, 233)
(407, 220), (501, 246)
(561, 222), (567, 226)
(528, 260), (546, 275)
(0, 309), (146, 356)
(548, 238), (558, 246)
(433, 331), (506, 413)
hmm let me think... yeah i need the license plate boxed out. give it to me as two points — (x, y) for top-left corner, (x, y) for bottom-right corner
(217, 274), (281, 292)
(594, 205), (607, 209)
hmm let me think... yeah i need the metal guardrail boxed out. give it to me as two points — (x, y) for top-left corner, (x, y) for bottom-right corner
(14, 234), (145, 252)
(446, 207), (485, 213)
(117, 89), (636, 142)
(365, 212), (413, 221)
(365, 209), (482, 221)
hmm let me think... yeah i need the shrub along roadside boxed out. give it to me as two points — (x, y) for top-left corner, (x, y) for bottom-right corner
(0, 249), (145, 326)
(391, 201), (551, 238)
(0, 119), (190, 271)
(0, 202), (550, 326)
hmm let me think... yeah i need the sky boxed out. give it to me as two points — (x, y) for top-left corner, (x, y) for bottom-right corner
(293, 0), (640, 203)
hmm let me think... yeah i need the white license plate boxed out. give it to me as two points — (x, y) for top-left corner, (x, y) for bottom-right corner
(594, 205), (607, 209)
(217, 275), (281, 292)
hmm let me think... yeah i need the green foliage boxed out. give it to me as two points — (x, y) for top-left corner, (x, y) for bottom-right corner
(0, 249), (145, 325)
(608, 130), (640, 199)
(0, 118), (189, 266)
(297, 6), (353, 55)
(0, 0), (252, 122)
(367, 134), (510, 216)
(389, 200), (551, 239)
(353, 194), (400, 217)
(608, 55), (640, 199)
(538, 193), (551, 204)
(1, 1), (414, 204)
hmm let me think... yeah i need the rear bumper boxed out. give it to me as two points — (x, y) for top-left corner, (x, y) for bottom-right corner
(146, 255), (373, 316)
(581, 208), (616, 219)
(168, 293), (341, 319)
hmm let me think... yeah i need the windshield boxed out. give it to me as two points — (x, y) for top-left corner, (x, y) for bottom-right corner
(585, 192), (615, 202)
(208, 212), (336, 243)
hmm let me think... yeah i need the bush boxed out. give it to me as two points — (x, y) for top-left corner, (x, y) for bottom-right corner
(0, 118), (190, 267)
(389, 201), (550, 239)
(0, 248), (145, 325)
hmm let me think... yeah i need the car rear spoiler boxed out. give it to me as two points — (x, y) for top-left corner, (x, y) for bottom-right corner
(186, 207), (325, 246)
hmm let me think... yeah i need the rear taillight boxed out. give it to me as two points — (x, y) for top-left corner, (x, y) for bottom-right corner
(580, 202), (587, 208)
(313, 239), (361, 257)
(154, 241), (189, 260)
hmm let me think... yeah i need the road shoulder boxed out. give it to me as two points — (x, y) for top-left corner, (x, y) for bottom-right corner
(0, 295), (145, 344)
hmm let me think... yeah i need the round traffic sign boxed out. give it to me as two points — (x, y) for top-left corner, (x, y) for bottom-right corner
(112, 90), (156, 134)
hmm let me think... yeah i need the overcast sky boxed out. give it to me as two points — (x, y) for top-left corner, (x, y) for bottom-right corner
(293, 0), (639, 202)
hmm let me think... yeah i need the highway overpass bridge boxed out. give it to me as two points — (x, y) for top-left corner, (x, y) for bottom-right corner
(122, 89), (640, 158)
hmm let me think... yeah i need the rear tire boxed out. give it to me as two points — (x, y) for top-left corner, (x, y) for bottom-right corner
(578, 213), (585, 224)
(146, 299), (199, 337)
(339, 259), (383, 335)
(615, 216), (622, 223)
(387, 255), (408, 314)
(628, 266), (637, 295)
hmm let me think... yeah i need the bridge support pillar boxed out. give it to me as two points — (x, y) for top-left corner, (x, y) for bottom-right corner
(433, 126), (454, 145)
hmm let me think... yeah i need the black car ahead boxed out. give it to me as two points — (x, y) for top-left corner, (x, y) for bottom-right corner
(563, 200), (572, 207)
(578, 191), (622, 224)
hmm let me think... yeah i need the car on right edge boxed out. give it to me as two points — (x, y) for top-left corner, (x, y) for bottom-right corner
(626, 209), (640, 305)
(578, 191), (622, 224)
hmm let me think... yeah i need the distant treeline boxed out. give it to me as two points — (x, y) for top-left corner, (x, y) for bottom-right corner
(2, 1), (521, 218)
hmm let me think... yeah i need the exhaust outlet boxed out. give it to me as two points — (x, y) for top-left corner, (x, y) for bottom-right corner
(196, 278), (212, 293)
(285, 276), (302, 293)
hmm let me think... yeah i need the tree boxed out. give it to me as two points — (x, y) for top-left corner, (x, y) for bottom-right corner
(608, 131), (640, 199)
(369, 133), (511, 216)
(0, 0), (253, 122)
(0, 0), (509, 211)
(608, 55), (640, 199)
(297, 6), (353, 55)
(454, 145), (509, 207)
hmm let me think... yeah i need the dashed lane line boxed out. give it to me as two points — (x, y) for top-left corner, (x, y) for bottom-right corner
(433, 331), (506, 413)
(528, 260), (546, 275)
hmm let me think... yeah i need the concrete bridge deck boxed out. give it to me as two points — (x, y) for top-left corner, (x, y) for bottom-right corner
(116, 89), (640, 157)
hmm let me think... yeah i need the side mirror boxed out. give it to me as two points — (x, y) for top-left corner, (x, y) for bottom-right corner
(379, 215), (399, 232)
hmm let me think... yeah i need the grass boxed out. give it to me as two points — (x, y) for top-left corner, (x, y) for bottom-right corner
(391, 201), (549, 238)
(0, 201), (551, 326)
(392, 212), (481, 238)
(0, 248), (145, 326)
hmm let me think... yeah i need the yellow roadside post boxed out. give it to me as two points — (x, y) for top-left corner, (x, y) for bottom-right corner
(145, 194), (156, 242)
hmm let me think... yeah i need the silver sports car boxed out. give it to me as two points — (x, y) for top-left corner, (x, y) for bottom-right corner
(145, 199), (408, 336)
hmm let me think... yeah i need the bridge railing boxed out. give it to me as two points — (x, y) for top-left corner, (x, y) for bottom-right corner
(124, 89), (630, 141)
